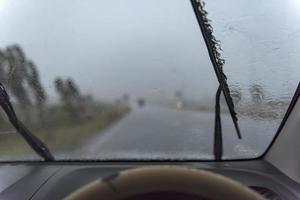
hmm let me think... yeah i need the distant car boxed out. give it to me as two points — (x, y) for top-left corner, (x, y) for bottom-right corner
(137, 98), (145, 107)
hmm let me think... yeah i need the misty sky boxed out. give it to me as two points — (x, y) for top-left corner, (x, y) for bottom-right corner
(0, 0), (299, 103)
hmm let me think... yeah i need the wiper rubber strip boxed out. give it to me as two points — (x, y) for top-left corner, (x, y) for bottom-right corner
(0, 82), (54, 161)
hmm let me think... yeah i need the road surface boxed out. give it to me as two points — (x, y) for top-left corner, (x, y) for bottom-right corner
(75, 105), (277, 160)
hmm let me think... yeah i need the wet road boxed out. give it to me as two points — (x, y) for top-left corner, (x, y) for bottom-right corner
(77, 105), (277, 160)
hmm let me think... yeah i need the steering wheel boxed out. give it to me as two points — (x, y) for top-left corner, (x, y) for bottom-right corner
(64, 166), (266, 200)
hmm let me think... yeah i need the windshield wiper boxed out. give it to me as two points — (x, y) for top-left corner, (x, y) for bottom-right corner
(190, 0), (242, 160)
(0, 82), (54, 161)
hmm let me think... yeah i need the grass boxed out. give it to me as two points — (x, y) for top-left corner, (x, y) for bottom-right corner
(0, 105), (130, 157)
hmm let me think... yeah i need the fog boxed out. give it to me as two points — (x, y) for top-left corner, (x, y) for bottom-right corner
(0, 0), (299, 110)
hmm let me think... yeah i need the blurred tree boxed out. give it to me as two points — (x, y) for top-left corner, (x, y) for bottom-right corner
(66, 78), (80, 99)
(0, 49), (6, 125)
(54, 78), (64, 97)
(25, 60), (47, 123)
(54, 77), (82, 123)
(0, 44), (48, 124)
(5, 45), (32, 107)
(55, 77), (68, 107)
(0, 49), (5, 84)
(25, 60), (47, 103)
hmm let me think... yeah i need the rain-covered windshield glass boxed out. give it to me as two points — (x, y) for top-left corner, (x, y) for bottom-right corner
(0, 0), (299, 161)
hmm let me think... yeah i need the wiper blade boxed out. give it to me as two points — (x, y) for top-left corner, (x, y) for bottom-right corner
(0, 82), (54, 161)
(190, 0), (242, 159)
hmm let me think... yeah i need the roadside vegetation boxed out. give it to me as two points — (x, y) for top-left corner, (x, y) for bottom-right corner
(0, 104), (129, 156)
(0, 44), (130, 158)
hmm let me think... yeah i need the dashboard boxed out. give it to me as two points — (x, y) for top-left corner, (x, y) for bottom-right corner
(0, 160), (299, 200)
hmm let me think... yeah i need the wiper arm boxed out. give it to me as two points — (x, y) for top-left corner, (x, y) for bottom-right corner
(214, 85), (223, 160)
(190, 0), (242, 159)
(0, 82), (54, 161)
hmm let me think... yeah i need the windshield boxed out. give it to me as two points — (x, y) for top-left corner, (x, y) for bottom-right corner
(0, 0), (299, 161)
